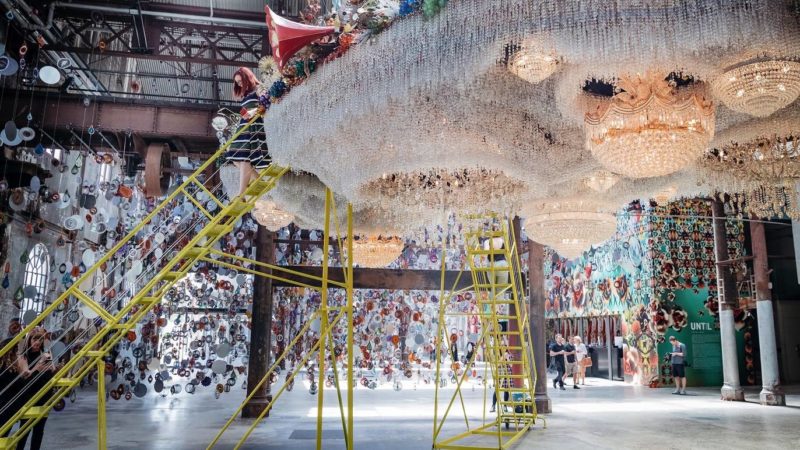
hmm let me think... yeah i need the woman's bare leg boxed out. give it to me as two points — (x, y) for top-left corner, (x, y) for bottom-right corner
(237, 162), (258, 194)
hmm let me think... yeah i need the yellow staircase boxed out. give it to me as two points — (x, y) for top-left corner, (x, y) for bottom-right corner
(0, 116), (288, 449)
(436, 217), (538, 449)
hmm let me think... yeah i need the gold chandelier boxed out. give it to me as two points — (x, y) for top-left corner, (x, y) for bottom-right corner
(252, 198), (294, 231)
(524, 198), (617, 259)
(348, 235), (405, 268)
(508, 39), (559, 84)
(711, 59), (800, 118)
(584, 72), (716, 178)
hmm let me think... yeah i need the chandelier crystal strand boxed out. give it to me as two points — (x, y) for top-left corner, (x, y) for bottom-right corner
(348, 236), (405, 268)
(711, 59), (800, 117)
(584, 72), (716, 178)
(262, 1), (787, 213)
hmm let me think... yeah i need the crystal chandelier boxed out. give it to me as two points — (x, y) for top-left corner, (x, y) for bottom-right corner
(252, 198), (294, 231)
(653, 186), (678, 205)
(710, 59), (800, 118)
(584, 171), (619, 192)
(524, 198), (618, 259)
(584, 72), (716, 178)
(348, 235), (405, 268)
(507, 39), (559, 84)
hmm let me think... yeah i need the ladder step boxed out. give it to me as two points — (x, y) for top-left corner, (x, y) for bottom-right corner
(135, 296), (159, 305)
(495, 375), (529, 379)
(486, 346), (524, 351)
(185, 247), (205, 258)
(475, 283), (512, 289)
(54, 378), (77, 387)
(204, 224), (229, 238)
(248, 179), (273, 193)
(85, 351), (105, 358)
(485, 315), (516, 320)
(470, 249), (506, 255)
(498, 387), (531, 392)
(21, 407), (49, 419)
(466, 230), (505, 238)
(224, 203), (249, 216)
(471, 266), (511, 272)
(110, 323), (128, 330)
(262, 165), (285, 177)
(162, 272), (183, 281)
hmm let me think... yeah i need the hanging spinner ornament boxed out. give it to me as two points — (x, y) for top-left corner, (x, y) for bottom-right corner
(2, 262), (10, 289)
(71, 153), (83, 175)
(13, 286), (24, 308)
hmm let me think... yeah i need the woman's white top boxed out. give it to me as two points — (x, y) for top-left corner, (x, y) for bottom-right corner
(575, 343), (588, 361)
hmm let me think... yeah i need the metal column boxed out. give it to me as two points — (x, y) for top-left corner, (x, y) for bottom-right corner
(750, 220), (786, 406)
(244, 226), (276, 417)
(712, 199), (745, 401)
(528, 240), (552, 413)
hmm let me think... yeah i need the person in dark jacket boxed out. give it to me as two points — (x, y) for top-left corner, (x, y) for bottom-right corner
(15, 327), (58, 450)
(0, 337), (23, 437)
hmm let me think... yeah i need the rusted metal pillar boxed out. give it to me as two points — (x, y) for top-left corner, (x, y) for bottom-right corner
(528, 239), (551, 413)
(243, 225), (276, 417)
(750, 219), (786, 406)
(712, 199), (744, 401)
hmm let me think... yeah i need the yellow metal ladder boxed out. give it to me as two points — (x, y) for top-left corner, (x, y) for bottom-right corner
(0, 116), (288, 449)
(434, 216), (539, 450)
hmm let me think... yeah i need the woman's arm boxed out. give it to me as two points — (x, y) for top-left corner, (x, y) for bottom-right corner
(17, 355), (32, 378)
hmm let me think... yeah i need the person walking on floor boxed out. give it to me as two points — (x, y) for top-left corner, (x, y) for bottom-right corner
(549, 334), (566, 390)
(564, 336), (579, 389)
(574, 336), (589, 386)
(669, 336), (687, 395)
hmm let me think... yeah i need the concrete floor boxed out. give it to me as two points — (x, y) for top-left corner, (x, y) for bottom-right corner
(30, 377), (800, 449)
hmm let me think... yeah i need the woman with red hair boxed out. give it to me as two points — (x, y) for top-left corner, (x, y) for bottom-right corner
(226, 67), (271, 194)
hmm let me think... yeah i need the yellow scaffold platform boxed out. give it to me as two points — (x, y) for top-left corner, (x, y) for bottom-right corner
(432, 216), (543, 450)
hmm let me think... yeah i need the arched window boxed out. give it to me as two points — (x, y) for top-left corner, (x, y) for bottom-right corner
(20, 244), (49, 317)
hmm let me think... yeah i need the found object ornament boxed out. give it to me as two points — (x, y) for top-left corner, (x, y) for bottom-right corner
(584, 72), (716, 178)
(711, 59), (800, 118)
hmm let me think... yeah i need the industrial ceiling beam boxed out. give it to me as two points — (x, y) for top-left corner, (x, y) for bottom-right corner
(46, 44), (259, 68)
(270, 266), (473, 291)
(1, 94), (220, 152)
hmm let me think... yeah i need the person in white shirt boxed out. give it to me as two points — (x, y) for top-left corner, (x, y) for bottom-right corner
(574, 336), (588, 386)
